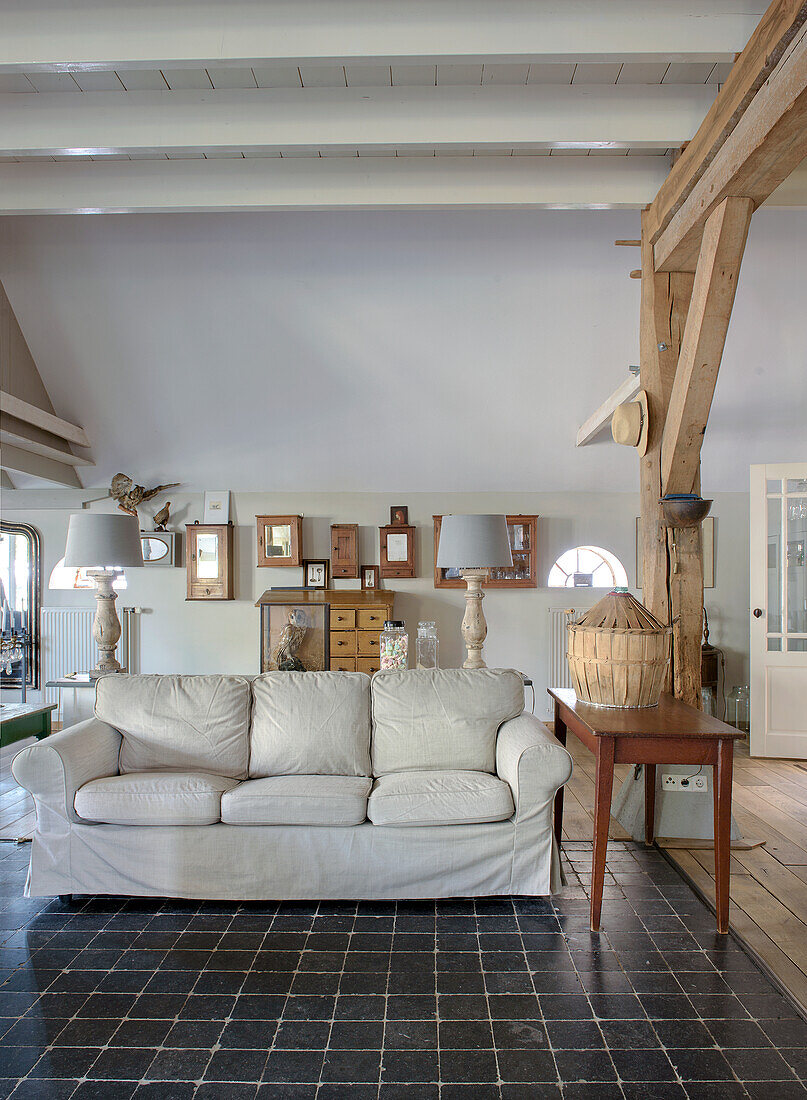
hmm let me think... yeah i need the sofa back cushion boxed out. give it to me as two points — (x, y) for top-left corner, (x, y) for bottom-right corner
(249, 671), (371, 777)
(95, 674), (251, 779)
(371, 668), (524, 776)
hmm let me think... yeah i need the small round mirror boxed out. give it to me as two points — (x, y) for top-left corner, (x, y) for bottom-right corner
(141, 537), (169, 562)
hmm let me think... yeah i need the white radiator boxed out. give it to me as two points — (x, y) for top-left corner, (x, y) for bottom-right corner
(548, 607), (578, 691)
(42, 609), (97, 709)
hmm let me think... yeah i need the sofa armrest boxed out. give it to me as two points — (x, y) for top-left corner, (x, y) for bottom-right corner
(496, 713), (573, 821)
(12, 718), (121, 825)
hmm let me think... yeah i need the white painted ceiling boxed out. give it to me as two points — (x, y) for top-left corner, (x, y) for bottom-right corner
(0, 208), (803, 494)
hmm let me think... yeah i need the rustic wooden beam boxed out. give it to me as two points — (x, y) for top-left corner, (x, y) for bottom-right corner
(576, 374), (640, 448)
(0, 443), (82, 487)
(0, 390), (90, 448)
(645, 0), (807, 248)
(661, 196), (754, 496)
(638, 210), (694, 636)
(0, 428), (93, 467)
(655, 24), (807, 271)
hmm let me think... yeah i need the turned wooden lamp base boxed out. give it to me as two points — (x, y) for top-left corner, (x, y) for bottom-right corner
(87, 570), (126, 678)
(460, 569), (489, 669)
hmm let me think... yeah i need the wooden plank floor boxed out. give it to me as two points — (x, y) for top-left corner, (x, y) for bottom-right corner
(565, 734), (807, 1015)
(0, 736), (36, 841)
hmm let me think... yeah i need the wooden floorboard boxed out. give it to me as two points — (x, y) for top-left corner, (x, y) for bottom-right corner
(564, 734), (807, 1016)
(0, 737), (35, 841)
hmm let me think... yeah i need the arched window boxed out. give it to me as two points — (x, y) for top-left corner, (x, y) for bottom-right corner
(548, 545), (629, 589)
(48, 556), (127, 591)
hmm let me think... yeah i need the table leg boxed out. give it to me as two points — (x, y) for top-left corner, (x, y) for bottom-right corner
(591, 736), (615, 932)
(553, 700), (567, 850)
(644, 764), (656, 845)
(714, 738), (734, 934)
(36, 713), (52, 741)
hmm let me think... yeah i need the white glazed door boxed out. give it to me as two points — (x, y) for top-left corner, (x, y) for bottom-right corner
(750, 463), (807, 758)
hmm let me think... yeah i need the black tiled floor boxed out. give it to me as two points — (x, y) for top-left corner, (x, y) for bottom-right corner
(0, 840), (805, 1097)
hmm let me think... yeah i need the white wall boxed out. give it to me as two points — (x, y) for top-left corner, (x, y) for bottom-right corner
(3, 489), (750, 720)
(0, 209), (803, 493)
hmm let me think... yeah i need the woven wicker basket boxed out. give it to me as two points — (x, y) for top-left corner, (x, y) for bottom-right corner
(567, 590), (671, 708)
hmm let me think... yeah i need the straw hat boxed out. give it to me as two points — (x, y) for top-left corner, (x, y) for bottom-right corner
(611, 390), (649, 456)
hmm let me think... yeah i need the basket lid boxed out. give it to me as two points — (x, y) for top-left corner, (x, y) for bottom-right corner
(573, 590), (667, 631)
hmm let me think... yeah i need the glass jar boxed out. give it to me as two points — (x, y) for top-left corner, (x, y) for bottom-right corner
(701, 685), (716, 717)
(380, 621), (408, 670)
(727, 684), (750, 732)
(416, 621), (439, 670)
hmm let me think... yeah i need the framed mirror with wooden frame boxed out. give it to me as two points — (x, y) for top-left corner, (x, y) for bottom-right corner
(257, 515), (302, 567)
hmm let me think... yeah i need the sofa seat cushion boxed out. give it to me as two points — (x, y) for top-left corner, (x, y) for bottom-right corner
(367, 770), (514, 827)
(74, 771), (238, 826)
(371, 668), (525, 776)
(250, 672), (371, 778)
(221, 775), (371, 826)
(95, 674), (251, 779)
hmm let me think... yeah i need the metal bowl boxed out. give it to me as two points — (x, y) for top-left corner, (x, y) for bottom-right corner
(659, 497), (713, 528)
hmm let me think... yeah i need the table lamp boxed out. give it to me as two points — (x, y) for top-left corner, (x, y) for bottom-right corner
(436, 514), (513, 669)
(63, 513), (143, 677)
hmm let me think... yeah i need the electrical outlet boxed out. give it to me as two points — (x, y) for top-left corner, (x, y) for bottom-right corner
(661, 773), (709, 792)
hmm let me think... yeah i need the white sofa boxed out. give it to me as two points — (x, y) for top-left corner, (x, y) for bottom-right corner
(12, 668), (573, 901)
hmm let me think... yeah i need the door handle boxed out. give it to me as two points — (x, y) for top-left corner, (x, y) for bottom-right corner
(753, 608), (763, 618)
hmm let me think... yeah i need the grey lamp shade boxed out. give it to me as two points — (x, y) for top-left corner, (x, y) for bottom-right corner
(436, 514), (513, 569)
(64, 513), (144, 569)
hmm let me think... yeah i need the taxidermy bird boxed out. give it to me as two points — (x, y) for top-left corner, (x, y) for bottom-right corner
(273, 609), (309, 672)
(111, 473), (179, 518)
(152, 502), (171, 531)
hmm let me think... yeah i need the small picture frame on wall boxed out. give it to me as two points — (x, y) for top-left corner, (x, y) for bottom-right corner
(361, 565), (380, 590)
(303, 559), (329, 589)
(390, 506), (409, 526)
(204, 491), (230, 524)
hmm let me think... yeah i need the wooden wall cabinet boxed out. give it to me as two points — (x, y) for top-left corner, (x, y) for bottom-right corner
(186, 522), (234, 600)
(330, 523), (359, 578)
(257, 515), (302, 567)
(433, 514), (537, 589)
(379, 524), (416, 579)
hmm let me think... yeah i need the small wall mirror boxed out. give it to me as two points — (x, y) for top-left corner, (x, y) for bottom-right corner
(140, 532), (176, 567)
(196, 533), (220, 578)
(257, 515), (302, 567)
(264, 524), (292, 557)
(0, 521), (41, 689)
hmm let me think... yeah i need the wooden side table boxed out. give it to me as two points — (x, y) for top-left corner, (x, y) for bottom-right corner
(548, 688), (745, 934)
(0, 701), (57, 750)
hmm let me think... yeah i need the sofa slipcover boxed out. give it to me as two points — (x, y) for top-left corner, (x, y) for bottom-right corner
(95, 674), (251, 779)
(221, 775), (371, 826)
(371, 668), (524, 775)
(367, 770), (514, 827)
(74, 770), (238, 826)
(250, 671), (371, 777)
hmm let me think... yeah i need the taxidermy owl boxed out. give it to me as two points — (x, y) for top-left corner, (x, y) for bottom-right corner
(152, 502), (171, 531)
(273, 609), (309, 672)
(111, 473), (179, 518)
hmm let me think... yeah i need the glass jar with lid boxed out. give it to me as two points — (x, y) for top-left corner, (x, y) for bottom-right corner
(380, 621), (408, 670)
(416, 621), (439, 670)
(726, 685), (750, 732)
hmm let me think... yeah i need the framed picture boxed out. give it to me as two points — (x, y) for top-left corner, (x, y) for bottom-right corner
(433, 515), (537, 589)
(303, 559), (329, 589)
(635, 515), (715, 589)
(140, 530), (176, 567)
(380, 524), (416, 578)
(261, 602), (329, 672)
(390, 506), (409, 526)
(361, 565), (380, 590)
(204, 490), (230, 524)
(257, 515), (303, 567)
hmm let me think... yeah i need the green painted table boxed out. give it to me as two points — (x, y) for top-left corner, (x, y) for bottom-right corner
(0, 701), (57, 749)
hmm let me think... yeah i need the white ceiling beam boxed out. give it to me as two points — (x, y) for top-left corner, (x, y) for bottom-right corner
(576, 374), (641, 447)
(0, 1), (762, 72)
(0, 155), (673, 214)
(0, 443), (82, 487)
(0, 390), (90, 447)
(0, 429), (93, 466)
(0, 85), (716, 158)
